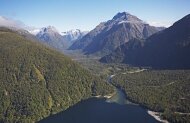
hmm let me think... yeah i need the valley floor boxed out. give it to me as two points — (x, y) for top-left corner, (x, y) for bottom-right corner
(65, 51), (190, 123)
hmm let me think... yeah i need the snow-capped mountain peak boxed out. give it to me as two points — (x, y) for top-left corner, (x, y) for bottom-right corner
(61, 29), (88, 41)
(40, 26), (59, 33)
(28, 28), (40, 35)
(28, 26), (59, 36)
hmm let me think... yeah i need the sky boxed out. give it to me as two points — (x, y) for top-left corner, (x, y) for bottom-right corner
(0, 0), (190, 32)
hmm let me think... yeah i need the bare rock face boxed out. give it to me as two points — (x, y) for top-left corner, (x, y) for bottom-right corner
(36, 26), (69, 50)
(100, 14), (190, 69)
(69, 12), (164, 56)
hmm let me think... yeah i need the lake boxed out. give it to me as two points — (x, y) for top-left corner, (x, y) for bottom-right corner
(39, 89), (160, 123)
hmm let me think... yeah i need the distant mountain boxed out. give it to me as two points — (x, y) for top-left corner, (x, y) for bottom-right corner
(0, 27), (113, 122)
(0, 16), (76, 50)
(61, 29), (88, 42)
(28, 28), (41, 35)
(69, 12), (164, 56)
(0, 16), (40, 40)
(0, 16), (87, 51)
(32, 28), (87, 50)
(100, 14), (190, 69)
(36, 26), (69, 50)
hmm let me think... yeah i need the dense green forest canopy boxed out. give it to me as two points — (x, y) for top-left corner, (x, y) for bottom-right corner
(112, 70), (190, 123)
(0, 28), (114, 123)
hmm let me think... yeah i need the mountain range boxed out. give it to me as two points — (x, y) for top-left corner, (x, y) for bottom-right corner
(35, 26), (69, 50)
(69, 12), (165, 56)
(0, 16), (87, 50)
(1, 10), (190, 123)
(100, 14), (190, 69)
(2, 12), (190, 69)
(29, 27), (87, 50)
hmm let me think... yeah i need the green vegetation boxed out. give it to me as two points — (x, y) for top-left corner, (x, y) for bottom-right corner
(1, 27), (189, 123)
(0, 28), (114, 123)
(72, 56), (190, 123)
(112, 70), (190, 123)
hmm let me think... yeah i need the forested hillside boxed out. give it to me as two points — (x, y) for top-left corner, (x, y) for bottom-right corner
(112, 70), (190, 122)
(0, 28), (114, 123)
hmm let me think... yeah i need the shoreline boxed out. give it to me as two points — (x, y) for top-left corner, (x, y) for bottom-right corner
(107, 74), (169, 122)
(94, 89), (170, 123)
(94, 91), (116, 99)
(147, 110), (169, 123)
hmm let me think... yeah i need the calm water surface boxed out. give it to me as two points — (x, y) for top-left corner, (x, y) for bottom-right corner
(39, 89), (160, 123)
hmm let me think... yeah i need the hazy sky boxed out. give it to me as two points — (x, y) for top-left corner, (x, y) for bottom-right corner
(0, 0), (190, 31)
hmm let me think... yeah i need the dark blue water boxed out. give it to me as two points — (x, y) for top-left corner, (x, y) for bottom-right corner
(39, 96), (160, 123)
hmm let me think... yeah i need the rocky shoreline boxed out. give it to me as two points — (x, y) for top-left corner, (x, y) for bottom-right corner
(147, 110), (169, 123)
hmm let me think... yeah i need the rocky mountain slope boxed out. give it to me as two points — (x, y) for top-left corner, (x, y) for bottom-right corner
(69, 12), (164, 56)
(35, 26), (69, 50)
(100, 14), (190, 69)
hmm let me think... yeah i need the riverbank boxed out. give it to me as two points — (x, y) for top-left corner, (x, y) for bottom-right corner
(94, 95), (112, 99)
(108, 74), (169, 123)
(94, 91), (116, 99)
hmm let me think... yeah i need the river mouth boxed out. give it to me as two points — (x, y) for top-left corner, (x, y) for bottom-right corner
(106, 74), (136, 105)
(106, 88), (135, 105)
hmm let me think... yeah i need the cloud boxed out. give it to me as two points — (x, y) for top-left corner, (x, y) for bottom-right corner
(147, 21), (173, 27)
(0, 16), (26, 29)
